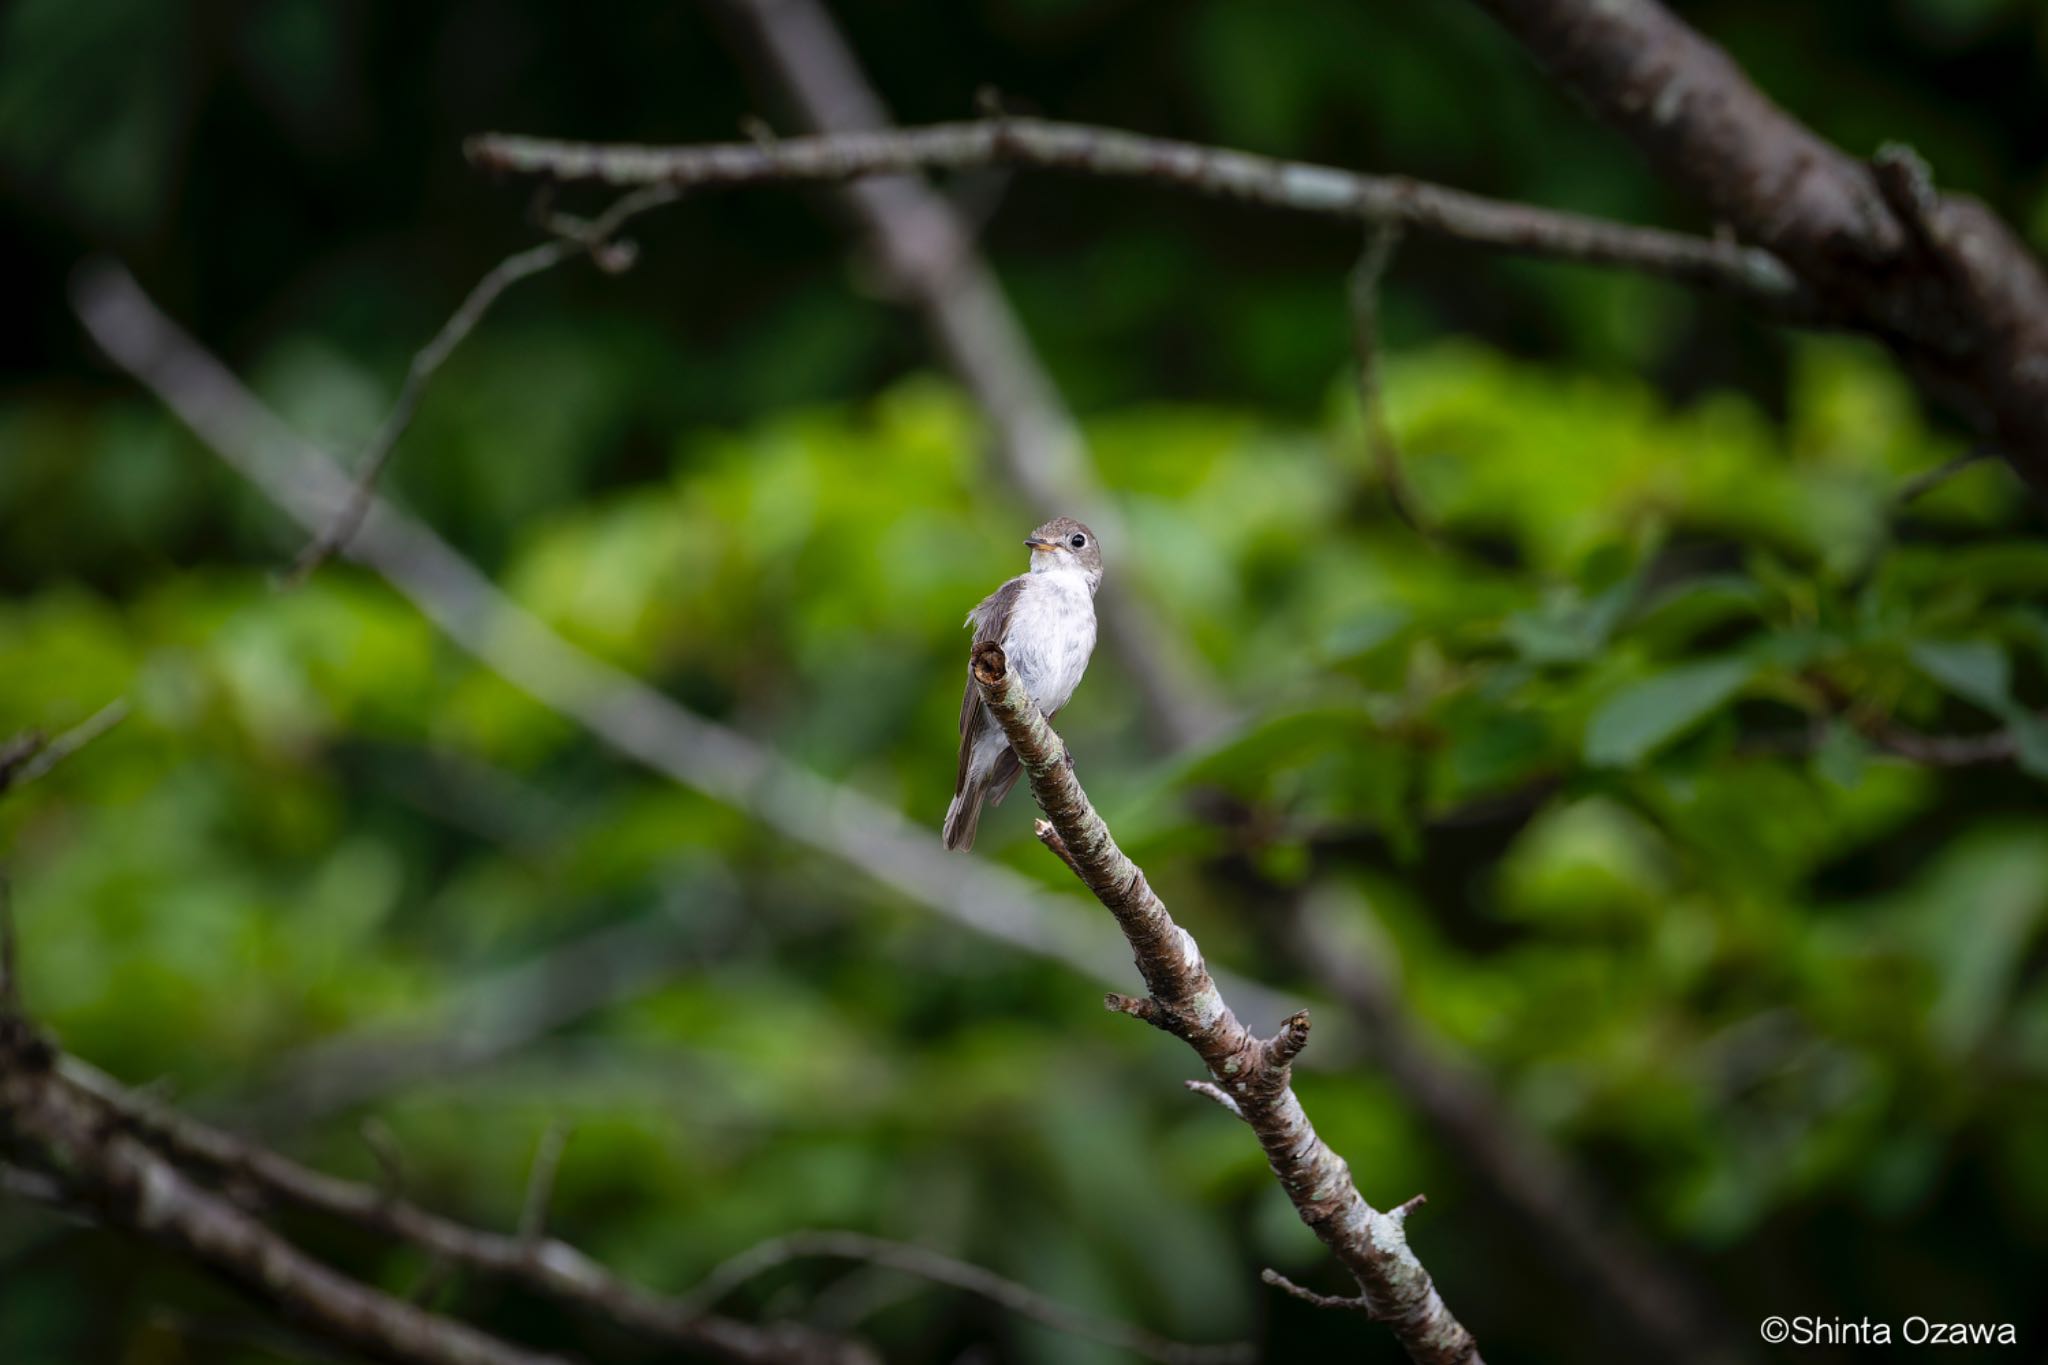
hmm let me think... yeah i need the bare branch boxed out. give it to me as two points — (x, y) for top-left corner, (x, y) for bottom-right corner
(70, 260), (1303, 1036)
(969, 644), (1479, 1365)
(1260, 1268), (1373, 1315)
(0, 699), (129, 797)
(1347, 224), (1430, 534)
(32, 1045), (1238, 1364)
(1183, 1080), (1244, 1121)
(1104, 991), (1165, 1029)
(1894, 445), (1999, 506)
(0, 1160), (70, 1209)
(678, 1229), (1254, 1365)
(0, 874), (16, 1019)
(1032, 817), (1086, 880)
(360, 1117), (409, 1198)
(467, 118), (1799, 308)
(0, 1038), (569, 1365)
(284, 185), (681, 582)
(47, 1053), (869, 1365)
(517, 1121), (572, 1246)
(1868, 724), (2022, 767)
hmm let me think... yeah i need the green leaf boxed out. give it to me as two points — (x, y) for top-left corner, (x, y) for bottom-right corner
(1320, 606), (1411, 662)
(1814, 720), (1872, 790)
(1583, 657), (1756, 767)
(1909, 638), (2011, 713)
(1503, 580), (1633, 665)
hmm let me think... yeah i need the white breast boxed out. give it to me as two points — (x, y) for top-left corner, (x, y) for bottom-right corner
(1002, 570), (1097, 717)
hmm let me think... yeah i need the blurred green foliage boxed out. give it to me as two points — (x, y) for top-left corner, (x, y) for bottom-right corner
(6, 2), (2048, 1362)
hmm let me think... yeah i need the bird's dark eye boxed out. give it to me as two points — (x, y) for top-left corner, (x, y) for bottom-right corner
(1069, 533), (1086, 548)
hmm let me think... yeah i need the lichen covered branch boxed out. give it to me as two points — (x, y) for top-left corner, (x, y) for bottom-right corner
(968, 642), (1481, 1365)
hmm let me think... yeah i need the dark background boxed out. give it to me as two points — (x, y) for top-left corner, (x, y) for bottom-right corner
(4, 1), (2048, 1361)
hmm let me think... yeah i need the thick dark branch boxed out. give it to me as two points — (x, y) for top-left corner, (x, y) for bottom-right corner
(49, 1056), (867, 1365)
(0, 1033), (565, 1365)
(1469, 0), (2048, 493)
(968, 643), (1480, 1365)
(467, 118), (1798, 307)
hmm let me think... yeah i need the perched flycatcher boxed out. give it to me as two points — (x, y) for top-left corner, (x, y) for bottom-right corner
(943, 516), (1103, 851)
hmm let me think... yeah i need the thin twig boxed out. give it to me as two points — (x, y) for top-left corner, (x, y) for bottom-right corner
(677, 1229), (1255, 1365)
(0, 699), (130, 796)
(1347, 223), (1429, 534)
(283, 186), (681, 583)
(517, 1121), (572, 1245)
(1893, 445), (1998, 506)
(1184, 1080), (1244, 1120)
(0, 873), (16, 1018)
(1868, 723), (2020, 766)
(360, 1117), (407, 1198)
(1260, 1268), (1372, 1315)
(1032, 818), (1086, 880)
(0, 1160), (69, 1209)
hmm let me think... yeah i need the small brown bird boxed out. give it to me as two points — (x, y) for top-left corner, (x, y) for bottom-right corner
(943, 517), (1103, 851)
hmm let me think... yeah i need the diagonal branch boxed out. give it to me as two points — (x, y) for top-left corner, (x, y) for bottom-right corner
(967, 642), (1479, 1365)
(46, 1053), (869, 1365)
(0, 699), (130, 798)
(0, 1029), (570, 1365)
(466, 118), (1800, 308)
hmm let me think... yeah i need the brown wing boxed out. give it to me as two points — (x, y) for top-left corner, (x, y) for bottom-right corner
(954, 576), (1025, 797)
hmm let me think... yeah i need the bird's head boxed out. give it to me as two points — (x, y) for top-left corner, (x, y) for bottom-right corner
(1023, 517), (1103, 591)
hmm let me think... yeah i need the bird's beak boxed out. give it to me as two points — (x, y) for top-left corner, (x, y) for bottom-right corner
(1024, 536), (1061, 553)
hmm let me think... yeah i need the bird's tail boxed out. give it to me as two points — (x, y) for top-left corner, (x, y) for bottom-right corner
(942, 784), (984, 852)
